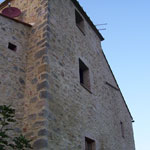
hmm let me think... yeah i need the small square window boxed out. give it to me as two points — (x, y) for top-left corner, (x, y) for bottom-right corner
(8, 43), (17, 52)
(79, 59), (90, 91)
(85, 137), (95, 150)
(75, 10), (85, 34)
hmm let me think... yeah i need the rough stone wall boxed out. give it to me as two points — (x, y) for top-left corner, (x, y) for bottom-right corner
(45, 0), (135, 149)
(0, 14), (30, 135)
(1, 0), (52, 149)
(0, 0), (135, 149)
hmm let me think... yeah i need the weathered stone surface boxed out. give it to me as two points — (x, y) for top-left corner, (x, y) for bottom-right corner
(38, 109), (49, 118)
(33, 138), (48, 149)
(28, 114), (37, 120)
(39, 91), (52, 99)
(13, 66), (18, 71)
(30, 97), (38, 103)
(17, 92), (24, 99)
(36, 100), (47, 109)
(0, 12), (30, 149)
(14, 127), (21, 133)
(0, 0), (135, 150)
(25, 131), (34, 138)
(38, 64), (50, 74)
(42, 56), (49, 64)
(19, 77), (25, 85)
(41, 73), (49, 80)
(32, 121), (47, 128)
(37, 81), (49, 91)
(31, 78), (38, 84)
(35, 49), (47, 60)
(38, 129), (49, 136)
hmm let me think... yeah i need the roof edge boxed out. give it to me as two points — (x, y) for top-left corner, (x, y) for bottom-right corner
(71, 0), (104, 41)
(0, 13), (32, 27)
(0, 0), (104, 41)
(101, 50), (134, 121)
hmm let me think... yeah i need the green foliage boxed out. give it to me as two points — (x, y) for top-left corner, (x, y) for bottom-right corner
(0, 105), (32, 150)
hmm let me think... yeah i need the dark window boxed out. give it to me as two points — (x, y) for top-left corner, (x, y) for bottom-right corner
(79, 59), (90, 91)
(120, 122), (125, 138)
(8, 43), (17, 52)
(75, 10), (85, 34)
(85, 137), (95, 150)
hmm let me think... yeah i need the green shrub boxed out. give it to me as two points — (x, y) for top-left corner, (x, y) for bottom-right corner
(0, 105), (32, 150)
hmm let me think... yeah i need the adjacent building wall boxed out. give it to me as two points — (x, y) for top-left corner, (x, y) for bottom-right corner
(0, 14), (30, 135)
(0, 0), (52, 149)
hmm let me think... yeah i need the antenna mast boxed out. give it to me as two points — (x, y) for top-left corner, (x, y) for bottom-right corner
(96, 23), (107, 31)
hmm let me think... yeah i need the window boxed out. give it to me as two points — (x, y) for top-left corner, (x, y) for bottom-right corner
(85, 137), (95, 150)
(79, 59), (90, 91)
(8, 42), (17, 52)
(120, 121), (125, 138)
(75, 10), (85, 34)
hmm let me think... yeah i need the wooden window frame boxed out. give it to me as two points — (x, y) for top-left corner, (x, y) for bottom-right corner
(85, 137), (96, 150)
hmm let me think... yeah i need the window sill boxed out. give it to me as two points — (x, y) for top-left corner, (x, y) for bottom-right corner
(80, 83), (92, 94)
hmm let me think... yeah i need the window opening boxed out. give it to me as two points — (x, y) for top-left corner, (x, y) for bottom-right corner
(120, 121), (125, 138)
(79, 59), (90, 91)
(75, 10), (85, 34)
(85, 137), (95, 150)
(8, 42), (17, 52)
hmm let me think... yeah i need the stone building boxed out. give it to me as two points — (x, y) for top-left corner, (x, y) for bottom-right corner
(0, 0), (135, 149)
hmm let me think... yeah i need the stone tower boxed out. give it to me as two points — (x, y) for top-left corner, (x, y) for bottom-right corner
(0, 0), (135, 150)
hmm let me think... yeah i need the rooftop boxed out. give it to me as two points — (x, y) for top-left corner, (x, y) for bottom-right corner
(0, 13), (32, 27)
(0, 0), (104, 41)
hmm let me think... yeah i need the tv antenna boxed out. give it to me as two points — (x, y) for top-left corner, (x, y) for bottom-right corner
(2, 2), (21, 18)
(95, 23), (107, 31)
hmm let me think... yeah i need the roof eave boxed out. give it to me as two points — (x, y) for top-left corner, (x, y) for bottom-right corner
(71, 0), (104, 41)
(0, 13), (32, 27)
(101, 50), (134, 121)
(0, 0), (104, 41)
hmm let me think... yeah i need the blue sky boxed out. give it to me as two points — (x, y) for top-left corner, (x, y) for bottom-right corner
(0, 0), (149, 149)
(77, 0), (150, 150)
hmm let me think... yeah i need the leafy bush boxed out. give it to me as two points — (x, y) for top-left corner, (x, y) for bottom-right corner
(0, 105), (32, 150)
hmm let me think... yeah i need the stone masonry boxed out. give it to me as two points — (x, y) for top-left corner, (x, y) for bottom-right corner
(0, 0), (135, 150)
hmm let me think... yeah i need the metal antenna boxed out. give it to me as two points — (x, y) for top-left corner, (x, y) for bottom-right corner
(98, 28), (106, 31)
(95, 23), (107, 31)
(95, 23), (107, 26)
(8, 2), (11, 7)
